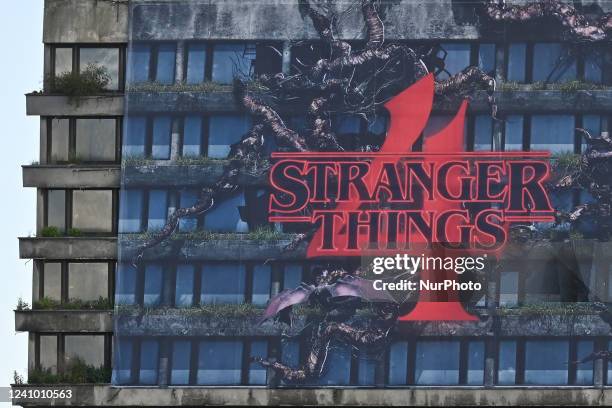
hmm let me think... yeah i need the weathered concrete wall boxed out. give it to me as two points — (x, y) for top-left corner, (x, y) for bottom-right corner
(26, 94), (124, 117)
(23, 166), (120, 188)
(10, 385), (612, 406)
(19, 237), (117, 260)
(15, 310), (112, 333)
(44, 0), (128, 43)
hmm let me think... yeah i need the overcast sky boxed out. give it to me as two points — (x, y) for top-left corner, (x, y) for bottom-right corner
(0, 0), (44, 392)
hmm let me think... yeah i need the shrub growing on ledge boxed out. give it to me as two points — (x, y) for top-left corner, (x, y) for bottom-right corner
(49, 64), (110, 97)
(28, 358), (111, 384)
(15, 297), (29, 311)
(40, 226), (61, 237)
(67, 228), (82, 237)
(33, 297), (112, 310)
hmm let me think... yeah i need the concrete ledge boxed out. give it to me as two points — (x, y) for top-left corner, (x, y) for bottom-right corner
(23, 165), (120, 188)
(14, 310), (112, 333)
(19, 237), (117, 260)
(10, 385), (612, 406)
(26, 94), (124, 116)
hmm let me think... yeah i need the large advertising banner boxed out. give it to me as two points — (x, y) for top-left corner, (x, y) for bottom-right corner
(113, 0), (612, 388)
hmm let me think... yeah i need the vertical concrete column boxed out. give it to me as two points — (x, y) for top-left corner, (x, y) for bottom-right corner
(175, 41), (185, 84)
(492, 44), (505, 152)
(39, 118), (48, 164)
(36, 189), (45, 235)
(484, 338), (496, 387)
(270, 264), (282, 296)
(170, 118), (181, 161)
(281, 41), (291, 75)
(158, 339), (169, 386)
(43, 44), (52, 92)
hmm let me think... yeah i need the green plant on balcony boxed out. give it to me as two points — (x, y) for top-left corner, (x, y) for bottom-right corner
(33, 296), (112, 310)
(246, 226), (284, 241)
(67, 228), (82, 237)
(40, 226), (62, 237)
(28, 358), (111, 384)
(15, 297), (29, 311)
(13, 371), (24, 385)
(49, 64), (110, 97)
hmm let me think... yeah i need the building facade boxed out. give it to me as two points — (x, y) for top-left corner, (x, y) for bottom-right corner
(12, 0), (612, 405)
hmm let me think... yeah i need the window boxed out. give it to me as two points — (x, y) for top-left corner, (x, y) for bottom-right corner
(437, 43), (471, 79)
(39, 335), (58, 374)
(499, 270), (519, 306)
(123, 116), (173, 159)
(584, 51), (603, 83)
(333, 115), (361, 135)
(200, 263), (246, 304)
(182, 116), (204, 156)
(197, 340), (243, 385)
(72, 190), (114, 233)
(119, 189), (171, 234)
(208, 115), (252, 158)
(504, 115), (523, 151)
(532, 43), (576, 83)
(54, 47), (73, 76)
(204, 193), (248, 232)
(473, 115), (493, 151)
(116, 263), (137, 305)
(252, 264), (271, 306)
(467, 341), (485, 385)
(170, 340), (191, 385)
(507, 43), (526, 82)
(283, 264), (303, 290)
(582, 115), (602, 152)
(128, 43), (176, 84)
(530, 115), (575, 153)
(186, 43), (207, 84)
(388, 341), (408, 385)
(129, 43), (151, 84)
(75, 119), (117, 162)
(317, 343), (351, 385)
(80, 47), (121, 90)
(248, 340), (268, 385)
(50, 119), (70, 162)
(478, 43), (496, 74)
(357, 350), (376, 385)
(524, 340), (569, 384)
(139, 340), (159, 385)
(113, 338), (133, 384)
(42, 262), (62, 301)
(119, 189), (143, 233)
(175, 264), (195, 307)
(64, 335), (105, 368)
(497, 340), (516, 385)
(152, 116), (172, 159)
(414, 340), (460, 385)
(143, 264), (163, 306)
(212, 43), (256, 84)
(147, 189), (169, 230)
(46, 189), (66, 232)
(124, 117), (147, 157)
(179, 190), (200, 231)
(576, 340), (594, 385)
(67, 263), (109, 301)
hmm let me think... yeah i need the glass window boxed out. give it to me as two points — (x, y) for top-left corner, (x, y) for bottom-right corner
(50, 118), (70, 162)
(54, 47), (72, 76)
(175, 264), (195, 307)
(531, 114), (575, 153)
(532, 43), (576, 83)
(367, 114), (387, 136)
(437, 43), (471, 80)
(155, 44), (176, 84)
(358, 350), (376, 385)
(152, 116), (172, 159)
(283, 264), (302, 290)
(80, 47), (120, 90)
(204, 193), (248, 232)
(249, 340), (268, 385)
(201, 263), (246, 304)
(124, 117), (147, 157)
(186, 43), (207, 84)
(182, 116), (203, 157)
(179, 190), (199, 231)
(280, 340), (299, 385)
(46, 189), (66, 232)
(68, 263), (108, 301)
(584, 52), (603, 83)
(576, 340), (594, 385)
(333, 115), (361, 135)
(116, 263), (137, 305)
(43, 262), (62, 301)
(467, 341), (485, 385)
(318, 343), (351, 385)
(129, 43), (151, 84)
(197, 340), (243, 385)
(582, 115), (601, 152)
(507, 43), (526, 82)
(208, 115), (252, 158)
(72, 190), (113, 233)
(478, 43), (496, 74)
(252, 264), (271, 306)
(499, 270), (519, 307)
(524, 340), (569, 384)
(75, 119), (116, 162)
(474, 115), (493, 151)
(504, 115), (523, 151)
(143, 264), (163, 306)
(498, 340), (516, 385)
(147, 189), (168, 230)
(65, 335), (105, 367)
(388, 341), (408, 385)
(139, 340), (159, 385)
(607, 340), (612, 384)
(119, 189), (143, 233)
(415, 340), (460, 385)
(212, 43), (256, 84)
(113, 338), (132, 384)
(40, 335), (58, 374)
(170, 340), (191, 385)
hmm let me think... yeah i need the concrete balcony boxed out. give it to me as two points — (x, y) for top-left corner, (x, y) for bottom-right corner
(9, 385), (612, 406)
(14, 310), (112, 333)
(22, 165), (120, 188)
(19, 237), (117, 260)
(25, 93), (124, 116)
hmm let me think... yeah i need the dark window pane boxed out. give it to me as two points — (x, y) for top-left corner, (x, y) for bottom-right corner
(50, 119), (70, 162)
(75, 119), (116, 162)
(212, 43), (256, 84)
(584, 53), (603, 83)
(47, 189), (66, 231)
(129, 43), (151, 83)
(72, 190), (113, 233)
(68, 263), (108, 301)
(478, 43), (496, 74)
(208, 115), (252, 158)
(358, 350), (376, 385)
(54, 47), (72, 76)
(40, 335), (58, 374)
(388, 341), (408, 385)
(499, 270), (519, 306)
(175, 264), (195, 307)
(80, 47), (120, 90)
(531, 114), (575, 153)
(607, 340), (612, 384)
(249, 340), (268, 385)
(507, 43), (526, 82)
(576, 340), (594, 385)
(119, 189), (143, 233)
(182, 116), (202, 157)
(283, 264), (302, 290)
(197, 340), (243, 385)
(147, 189), (168, 230)
(124, 117), (147, 157)
(532, 43), (576, 83)
(415, 340), (460, 385)
(186, 43), (207, 84)
(65, 335), (105, 367)
(112, 338), (132, 384)
(437, 43), (471, 80)
(498, 340), (516, 385)
(280, 340), (299, 385)
(116, 263), (137, 305)
(252, 264), (271, 306)
(143, 264), (163, 306)
(504, 115), (523, 151)
(524, 340), (569, 384)
(474, 115), (493, 151)
(139, 340), (159, 385)
(467, 341), (485, 385)
(204, 193), (248, 232)
(155, 44), (176, 84)
(152, 116), (172, 159)
(367, 115), (387, 136)
(201, 263), (245, 304)
(317, 343), (351, 385)
(179, 190), (199, 231)
(582, 115), (601, 152)
(43, 262), (62, 301)
(170, 340), (191, 385)
(333, 115), (361, 135)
